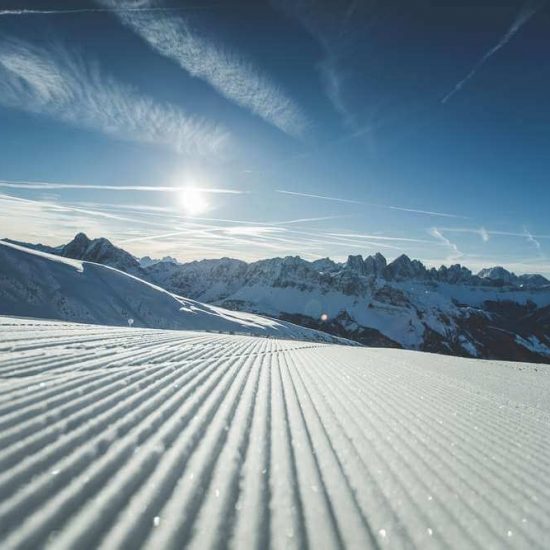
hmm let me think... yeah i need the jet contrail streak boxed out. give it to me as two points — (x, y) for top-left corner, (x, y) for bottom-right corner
(0, 180), (242, 194)
(442, 0), (546, 103)
(0, 6), (214, 16)
(276, 189), (467, 218)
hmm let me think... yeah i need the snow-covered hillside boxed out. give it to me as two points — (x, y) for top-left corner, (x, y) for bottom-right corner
(0, 317), (549, 548)
(0, 241), (350, 345)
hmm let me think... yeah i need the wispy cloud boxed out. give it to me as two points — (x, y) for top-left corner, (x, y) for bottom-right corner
(98, 0), (307, 138)
(0, 39), (227, 156)
(272, 0), (354, 127)
(438, 226), (550, 240)
(3, 193), (549, 274)
(479, 226), (490, 242)
(387, 206), (466, 219)
(0, 193), (175, 229)
(328, 232), (437, 244)
(0, 194), (347, 261)
(60, 201), (347, 229)
(0, 179), (242, 194)
(442, 0), (546, 103)
(524, 229), (541, 249)
(0, 6), (214, 16)
(277, 189), (466, 218)
(428, 227), (463, 262)
(523, 226), (545, 259)
(273, 215), (349, 226)
(277, 189), (363, 205)
(223, 226), (286, 236)
(319, 54), (353, 127)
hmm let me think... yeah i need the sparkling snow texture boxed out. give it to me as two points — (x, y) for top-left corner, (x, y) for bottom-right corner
(0, 317), (549, 549)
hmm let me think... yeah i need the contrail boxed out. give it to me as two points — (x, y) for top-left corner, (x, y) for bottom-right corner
(442, 0), (546, 103)
(276, 189), (467, 218)
(387, 205), (466, 219)
(0, 6), (214, 16)
(429, 227), (463, 262)
(328, 232), (436, 244)
(276, 189), (364, 205)
(0, 180), (243, 194)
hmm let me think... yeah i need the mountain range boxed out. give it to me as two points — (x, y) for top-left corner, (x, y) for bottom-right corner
(3, 232), (550, 363)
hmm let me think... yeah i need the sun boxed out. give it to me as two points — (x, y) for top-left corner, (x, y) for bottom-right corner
(179, 187), (209, 215)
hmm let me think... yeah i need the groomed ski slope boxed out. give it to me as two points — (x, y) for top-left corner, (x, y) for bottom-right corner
(0, 317), (549, 549)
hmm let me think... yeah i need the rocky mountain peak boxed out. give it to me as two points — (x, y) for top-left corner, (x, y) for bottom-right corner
(364, 253), (387, 276)
(438, 264), (474, 284)
(61, 233), (141, 273)
(385, 254), (427, 280)
(62, 232), (91, 255)
(478, 266), (516, 284)
(140, 255), (180, 268)
(310, 257), (338, 273)
(346, 255), (365, 274)
(345, 253), (388, 277)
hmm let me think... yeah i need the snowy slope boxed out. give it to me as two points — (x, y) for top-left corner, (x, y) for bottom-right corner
(0, 241), (350, 345)
(0, 317), (549, 549)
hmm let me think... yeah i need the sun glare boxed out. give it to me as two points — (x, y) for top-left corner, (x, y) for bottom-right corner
(179, 187), (209, 215)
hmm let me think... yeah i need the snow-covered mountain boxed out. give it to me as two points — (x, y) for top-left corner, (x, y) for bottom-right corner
(142, 252), (550, 363)
(4, 233), (144, 275)
(0, 241), (353, 345)
(139, 255), (181, 268)
(5, 233), (550, 363)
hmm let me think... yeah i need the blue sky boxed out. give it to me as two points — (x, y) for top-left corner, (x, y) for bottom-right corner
(0, 0), (549, 274)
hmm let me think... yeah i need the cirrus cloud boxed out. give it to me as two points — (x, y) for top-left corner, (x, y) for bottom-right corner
(97, 0), (308, 138)
(0, 38), (228, 156)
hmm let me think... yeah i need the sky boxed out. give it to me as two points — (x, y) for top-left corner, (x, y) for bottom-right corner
(0, 0), (549, 274)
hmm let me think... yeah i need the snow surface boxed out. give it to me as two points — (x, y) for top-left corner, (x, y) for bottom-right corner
(0, 241), (351, 345)
(0, 316), (549, 549)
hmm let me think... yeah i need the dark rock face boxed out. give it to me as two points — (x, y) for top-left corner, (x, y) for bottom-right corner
(518, 274), (550, 288)
(244, 256), (320, 290)
(344, 253), (389, 278)
(346, 255), (366, 275)
(146, 257), (248, 300)
(139, 256), (180, 268)
(7, 233), (550, 363)
(384, 254), (428, 281)
(437, 264), (473, 284)
(364, 253), (387, 276)
(372, 285), (410, 307)
(60, 233), (143, 274)
(310, 257), (338, 273)
(279, 312), (402, 349)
